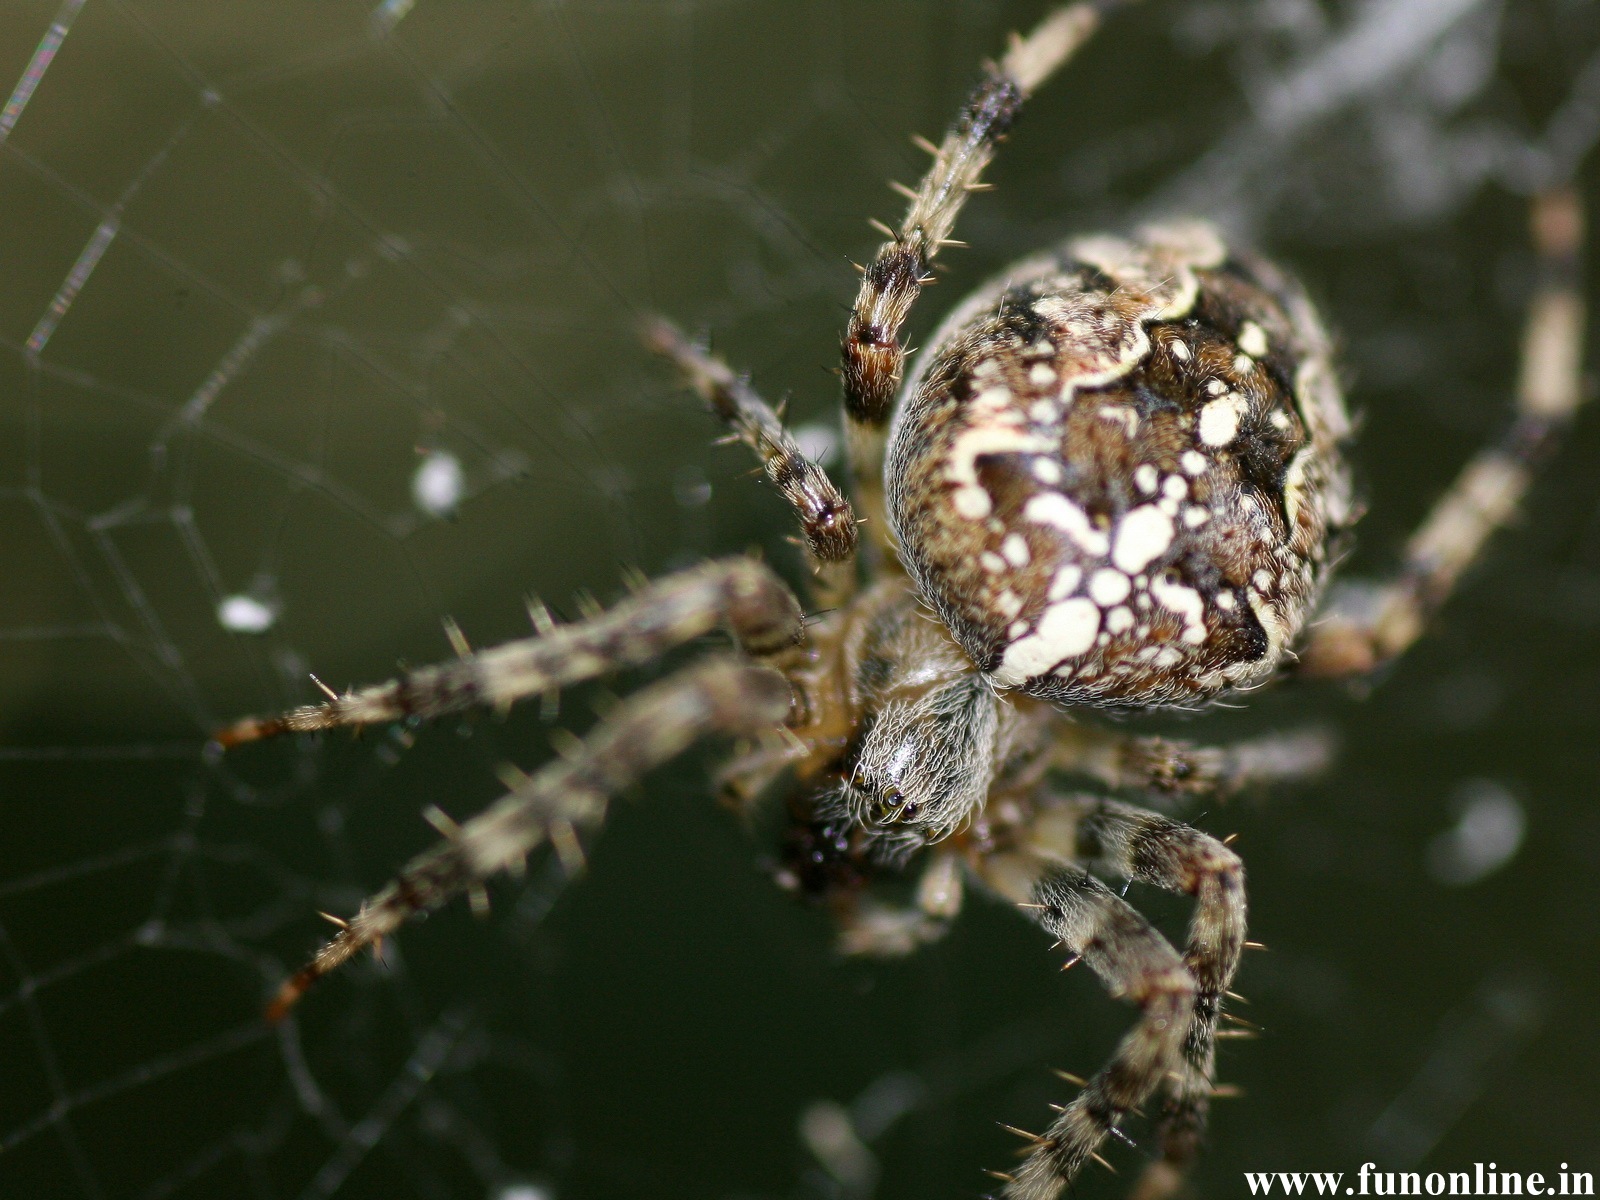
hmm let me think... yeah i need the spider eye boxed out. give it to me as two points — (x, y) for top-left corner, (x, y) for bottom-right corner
(875, 784), (906, 821)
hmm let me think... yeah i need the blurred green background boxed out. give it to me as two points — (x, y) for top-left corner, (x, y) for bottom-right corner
(0, 1), (1597, 1197)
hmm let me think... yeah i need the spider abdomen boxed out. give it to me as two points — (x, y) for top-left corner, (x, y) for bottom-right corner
(886, 222), (1354, 707)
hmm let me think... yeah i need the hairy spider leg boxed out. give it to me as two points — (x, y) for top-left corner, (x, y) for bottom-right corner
(1298, 186), (1589, 678)
(263, 656), (793, 1021)
(977, 853), (1197, 1200)
(213, 557), (804, 747)
(840, 1), (1133, 552)
(645, 318), (860, 607)
(995, 796), (1245, 1200)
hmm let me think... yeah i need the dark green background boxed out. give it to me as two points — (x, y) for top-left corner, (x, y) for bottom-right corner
(1, 1), (1597, 1197)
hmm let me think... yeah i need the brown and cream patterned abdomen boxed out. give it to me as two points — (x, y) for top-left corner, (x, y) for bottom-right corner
(886, 223), (1353, 707)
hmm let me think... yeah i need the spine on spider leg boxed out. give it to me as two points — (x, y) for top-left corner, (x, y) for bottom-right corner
(213, 558), (804, 748)
(265, 657), (793, 1021)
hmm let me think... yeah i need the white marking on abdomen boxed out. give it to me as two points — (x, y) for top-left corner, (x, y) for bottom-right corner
(1025, 493), (1109, 557)
(991, 597), (1101, 687)
(1111, 505), (1174, 573)
(1198, 392), (1246, 447)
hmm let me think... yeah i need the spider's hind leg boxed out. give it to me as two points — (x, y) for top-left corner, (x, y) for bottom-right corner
(1298, 186), (1589, 680)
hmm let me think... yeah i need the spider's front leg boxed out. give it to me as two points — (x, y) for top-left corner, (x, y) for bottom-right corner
(839, 2), (1118, 546)
(263, 655), (793, 1020)
(1298, 186), (1589, 680)
(979, 796), (1244, 1200)
(646, 319), (860, 607)
(214, 556), (803, 746)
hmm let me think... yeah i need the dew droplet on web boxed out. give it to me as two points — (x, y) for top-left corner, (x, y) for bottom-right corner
(217, 593), (280, 634)
(793, 421), (840, 466)
(413, 449), (465, 518)
(1425, 779), (1526, 886)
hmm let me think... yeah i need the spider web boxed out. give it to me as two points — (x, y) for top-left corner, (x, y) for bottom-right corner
(2, 2), (1599, 1198)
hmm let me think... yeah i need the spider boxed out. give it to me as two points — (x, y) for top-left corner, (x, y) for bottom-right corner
(216, 4), (1589, 1197)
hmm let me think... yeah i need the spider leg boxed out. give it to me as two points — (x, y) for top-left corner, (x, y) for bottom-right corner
(264, 655), (792, 1020)
(1052, 723), (1336, 801)
(1040, 797), (1246, 1200)
(974, 850), (1200, 1200)
(841, 2), (1124, 547)
(1298, 186), (1589, 680)
(646, 318), (859, 606)
(214, 557), (803, 746)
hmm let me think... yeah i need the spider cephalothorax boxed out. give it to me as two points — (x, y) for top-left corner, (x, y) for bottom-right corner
(217, 4), (1587, 1199)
